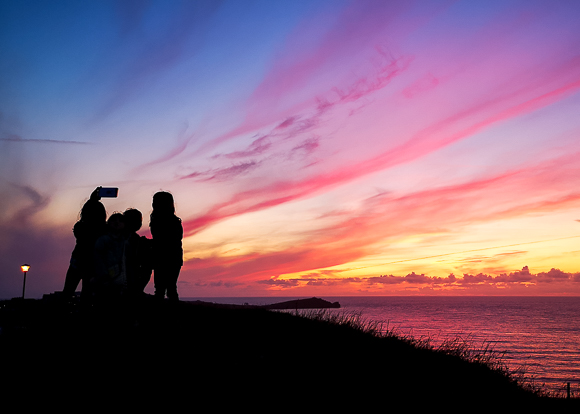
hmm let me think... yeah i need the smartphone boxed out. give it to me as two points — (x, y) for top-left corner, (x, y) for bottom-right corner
(99, 187), (119, 198)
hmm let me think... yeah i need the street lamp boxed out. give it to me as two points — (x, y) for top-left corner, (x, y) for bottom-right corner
(20, 264), (30, 299)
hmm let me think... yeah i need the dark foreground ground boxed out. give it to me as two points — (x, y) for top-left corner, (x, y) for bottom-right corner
(1, 296), (578, 410)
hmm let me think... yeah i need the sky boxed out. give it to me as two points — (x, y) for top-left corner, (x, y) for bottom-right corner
(1, 0), (580, 298)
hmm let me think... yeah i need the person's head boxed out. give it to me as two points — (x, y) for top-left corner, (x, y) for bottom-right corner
(80, 200), (107, 225)
(152, 191), (175, 215)
(123, 208), (142, 233)
(107, 212), (125, 233)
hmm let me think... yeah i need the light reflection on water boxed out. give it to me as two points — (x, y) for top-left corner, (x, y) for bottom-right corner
(189, 296), (580, 394)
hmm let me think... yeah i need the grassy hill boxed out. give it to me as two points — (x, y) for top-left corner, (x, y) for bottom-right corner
(0, 296), (577, 410)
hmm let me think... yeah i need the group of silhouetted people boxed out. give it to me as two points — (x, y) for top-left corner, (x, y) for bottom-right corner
(63, 187), (183, 305)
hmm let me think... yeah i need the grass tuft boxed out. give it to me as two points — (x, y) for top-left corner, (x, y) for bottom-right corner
(291, 308), (551, 398)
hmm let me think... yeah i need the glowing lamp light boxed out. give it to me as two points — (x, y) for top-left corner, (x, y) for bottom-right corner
(20, 264), (30, 299)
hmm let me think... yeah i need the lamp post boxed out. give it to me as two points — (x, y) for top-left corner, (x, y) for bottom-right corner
(20, 264), (30, 299)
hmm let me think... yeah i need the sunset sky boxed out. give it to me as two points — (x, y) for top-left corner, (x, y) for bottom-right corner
(2, 0), (580, 298)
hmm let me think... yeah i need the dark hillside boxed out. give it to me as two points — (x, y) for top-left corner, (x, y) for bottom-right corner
(0, 297), (577, 410)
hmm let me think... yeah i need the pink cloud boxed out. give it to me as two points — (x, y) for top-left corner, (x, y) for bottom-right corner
(220, 136), (272, 159)
(188, 3), (418, 158)
(181, 160), (261, 182)
(402, 73), (440, 98)
(177, 52), (580, 236)
(180, 260), (580, 296)
(272, 266), (580, 291)
(162, 3), (580, 251)
(536, 268), (576, 283)
(179, 150), (580, 290)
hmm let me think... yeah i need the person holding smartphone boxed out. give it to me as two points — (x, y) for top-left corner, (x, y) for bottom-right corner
(149, 191), (183, 301)
(63, 187), (107, 301)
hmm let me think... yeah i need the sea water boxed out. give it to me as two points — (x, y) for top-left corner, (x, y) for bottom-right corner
(187, 296), (580, 395)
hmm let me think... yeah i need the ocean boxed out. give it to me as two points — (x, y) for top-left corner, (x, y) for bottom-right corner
(187, 296), (580, 395)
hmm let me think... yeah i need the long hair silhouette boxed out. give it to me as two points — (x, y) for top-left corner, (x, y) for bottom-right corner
(149, 191), (183, 301)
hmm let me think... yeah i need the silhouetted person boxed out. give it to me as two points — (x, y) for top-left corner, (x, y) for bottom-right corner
(150, 191), (183, 301)
(63, 187), (107, 301)
(123, 208), (153, 297)
(92, 213), (127, 302)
